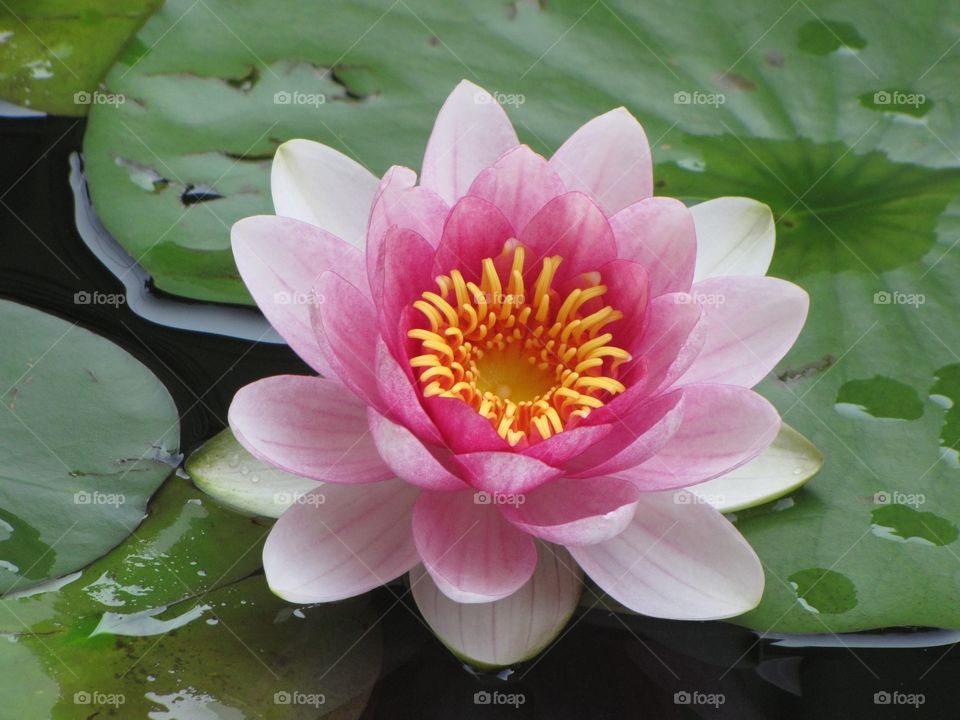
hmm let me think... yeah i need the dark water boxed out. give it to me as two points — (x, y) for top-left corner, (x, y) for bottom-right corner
(2, 115), (956, 719)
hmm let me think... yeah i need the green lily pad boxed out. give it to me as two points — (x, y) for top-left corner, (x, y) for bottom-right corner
(0, 474), (380, 718)
(0, 0), (161, 115)
(0, 300), (178, 594)
(83, 0), (960, 634)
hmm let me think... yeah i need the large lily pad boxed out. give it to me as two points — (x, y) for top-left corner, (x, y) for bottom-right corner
(83, 0), (960, 633)
(0, 0), (161, 115)
(0, 475), (380, 718)
(0, 300), (178, 594)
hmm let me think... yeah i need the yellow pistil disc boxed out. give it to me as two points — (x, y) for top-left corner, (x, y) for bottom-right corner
(408, 243), (631, 446)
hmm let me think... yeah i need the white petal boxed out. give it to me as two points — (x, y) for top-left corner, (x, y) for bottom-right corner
(691, 197), (775, 281)
(687, 424), (822, 512)
(411, 544), (582, 667)
(185, 428), (318, 518)
(271, 139), (379, 247)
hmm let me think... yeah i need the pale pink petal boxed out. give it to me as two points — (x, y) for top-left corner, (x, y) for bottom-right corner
(501, 477), (640, 546)
(691, 197), (775, 281)
(366, 165), (449, 290)
(609, 197), (696, 296)
(410, 544), (582, 666)
(311, 272), (383, 409)
(368, 409), (468, 491)
(228, 375), (392, 483)
(453, 451), (562, 494)
(263, 481), (420, 602)
(518, 192), (617, 285)
(271, 139), (379, 247)
(232, 215), (366, 376)
(569, 390), (685, 477)
(421, 80), (520, 204)
(676, 276), (809, 388)
(413, 490), (537, 603)
(432, 196), (516, 280)
(569, 489), (764, 619)
(467, 145), (567, 232)
(549, 108), (653, 215)
(617, 384), (780, 490)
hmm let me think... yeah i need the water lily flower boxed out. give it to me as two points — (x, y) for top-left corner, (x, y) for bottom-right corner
(225, 81), (809, 666)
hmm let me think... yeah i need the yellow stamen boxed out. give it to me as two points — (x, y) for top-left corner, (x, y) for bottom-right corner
(408, 243), (630, 446)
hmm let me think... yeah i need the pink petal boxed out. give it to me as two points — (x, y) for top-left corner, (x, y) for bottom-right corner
(375, 339), (444, 446)
(228, 375), (392, 484)
(501, 477), (640, 546)
(410, 544), (582, 666)
(368, 409), (468, 491)
(569, 489), (764, 619)
(518, 192), (617, 285)
(593, 258), (650, 350)
(676, 276), (809, 388)
(271, 139), (379, 247)
(617, 384), (780, 490)
(467, 145), (567, 232)
(375, 226), (437, 360)
(568, 389), (685, 477)
(311, 272), (383, 409)
(263, 481), (420, 602)
(420, 80), (520, 204)
(586, 293), (704, 424)
(522, 423), (614, 467)
(549, 108), (653, 215)
(424, 396), (510, 453)
(630, 293), (706, 393)
(232, 215), (366, 377)
(609, 197), (696, 296)
(413, 490), (537, 603)
(432, 196), (516, 280)
(453, 451), (562, 494)
(366, 165), (449, 291)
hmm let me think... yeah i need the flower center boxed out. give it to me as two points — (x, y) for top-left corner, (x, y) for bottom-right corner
(408, 242), (630, 446)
